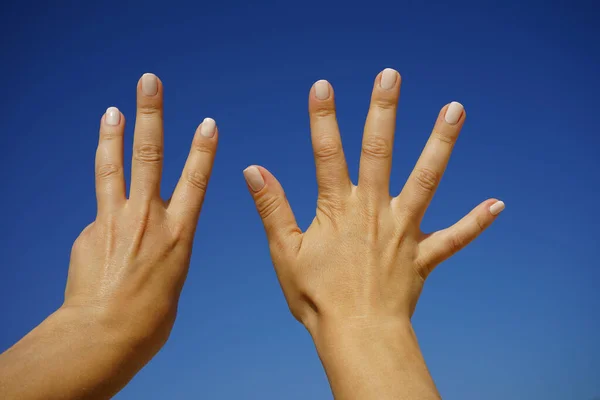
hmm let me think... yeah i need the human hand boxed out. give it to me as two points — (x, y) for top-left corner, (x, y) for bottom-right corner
(65, 73), (218, 351)
(244, 68), (503, 398)
(1, 73), (219, 400)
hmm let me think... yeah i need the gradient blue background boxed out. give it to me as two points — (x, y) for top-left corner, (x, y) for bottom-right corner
(1, 1), (598, 399)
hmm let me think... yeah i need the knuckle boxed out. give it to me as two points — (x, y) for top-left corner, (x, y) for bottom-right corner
(475, 214), (487, 234)
(413, 167), (439, 193)
(100, 129), (123, 141)
(316, 197), (343, 222)
(314, 138), (342, 161)
(191, 138), (215, 155)
(255, 193), (282, 220)
(137, 102), (162, 117)
(362, 136), (392, 159)
(134, 144), (163, 163)
(185, 169), (209, 192)
(432, 128), (458, 145)
(96, 163), (121, 179)
(371, 96), (397, 111)
(448, 232), (468, 254)
(312, 106), (336, 119)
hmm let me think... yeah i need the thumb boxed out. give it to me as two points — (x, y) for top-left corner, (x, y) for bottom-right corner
(243, 165), (302, 255)
(417, 199), (505, 274)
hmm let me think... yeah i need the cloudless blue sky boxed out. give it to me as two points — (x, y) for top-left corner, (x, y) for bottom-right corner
(1, 1), (599, 399)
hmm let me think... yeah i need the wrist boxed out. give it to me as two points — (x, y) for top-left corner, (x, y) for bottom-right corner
(309, 314), (413, 357)
(0, 305), (157, 400)
(308, 315), (440, 400)
(60, 295), (176, 352)
(51, 305), (142, 358)
(55, 302), (167, 362)
(52, 304), (164, 385)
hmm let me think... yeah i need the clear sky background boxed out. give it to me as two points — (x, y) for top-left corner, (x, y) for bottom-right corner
(1, 1), (599, 399)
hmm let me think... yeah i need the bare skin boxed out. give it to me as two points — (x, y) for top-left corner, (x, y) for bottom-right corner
(0, 73), (218, 400)
(244, 68), (505, 399)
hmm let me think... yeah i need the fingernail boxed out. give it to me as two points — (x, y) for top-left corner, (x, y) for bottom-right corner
(105, 107), (120, 126)
(314, 80), (330, 100)
(200, 117), (216, 138)
(243, 166), (265, 192)
(489, 200), (505, 216)
(141, 73), (158, 96)
(445, 101), (464, 125)
(380, 68), (398, 90)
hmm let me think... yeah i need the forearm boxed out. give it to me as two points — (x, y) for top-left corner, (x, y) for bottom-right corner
(0, 306), (149, 400)
(311, 317), (440, 400)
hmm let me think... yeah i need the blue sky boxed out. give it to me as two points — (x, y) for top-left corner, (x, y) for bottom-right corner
(1, 1), (599, 399)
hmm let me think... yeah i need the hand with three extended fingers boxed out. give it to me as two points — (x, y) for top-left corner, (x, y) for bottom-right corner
(0, 73), (218, 400)
(244, 68), (504, 399)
